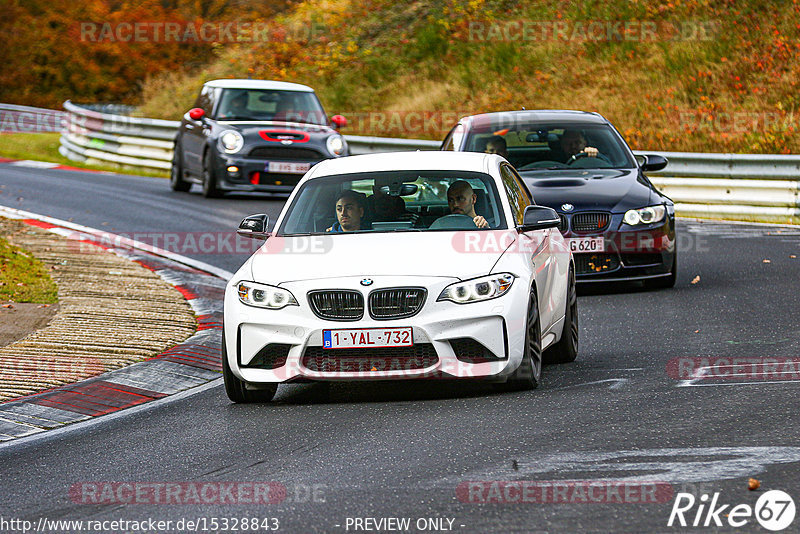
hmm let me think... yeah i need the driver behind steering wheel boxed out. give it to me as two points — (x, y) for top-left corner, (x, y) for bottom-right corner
(558, 129), (606, 163)
(447, 180), (489, 228)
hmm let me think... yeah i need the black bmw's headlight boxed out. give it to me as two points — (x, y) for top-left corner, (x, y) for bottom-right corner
(623, 205), (666, 226)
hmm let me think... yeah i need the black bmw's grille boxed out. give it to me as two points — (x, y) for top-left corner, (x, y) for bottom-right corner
(572, 212), (611, 233)
(450, 338), (503, 364)
(557, 214), (569, 233)
(249, 147), (325, 160)
(302, 345), (438, 373)
(574, 253), (620, 275)
(243, 344), (291, 369)
(622, 253), (664, 266)
(369, 288), (426, 320)
(308, 290), (364, 320)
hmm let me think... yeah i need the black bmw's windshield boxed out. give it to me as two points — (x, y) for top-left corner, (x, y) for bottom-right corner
(465, 123), (636, 171)
(215, 88), (327, 125)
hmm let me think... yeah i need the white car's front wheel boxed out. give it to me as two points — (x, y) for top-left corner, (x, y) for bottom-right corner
(222, 337), (278, 403)
(495, 289), (542, 391)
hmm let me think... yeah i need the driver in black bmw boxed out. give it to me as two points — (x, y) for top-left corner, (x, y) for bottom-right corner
(554, 129), (608, 164)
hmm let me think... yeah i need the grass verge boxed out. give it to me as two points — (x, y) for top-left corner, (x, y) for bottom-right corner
(0, 218), (58, 304)
(0, 133), (169, 178)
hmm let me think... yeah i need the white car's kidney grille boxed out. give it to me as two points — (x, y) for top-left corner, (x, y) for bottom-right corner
(368, 288), (426, 320)
(308, 290), (364, 320)
(302, 345), (438, 373)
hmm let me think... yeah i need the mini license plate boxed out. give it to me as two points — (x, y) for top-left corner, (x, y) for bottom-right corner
(323, 328), (413, 349)
(266, 161), (311, 174)
(567, 237), (604, 253)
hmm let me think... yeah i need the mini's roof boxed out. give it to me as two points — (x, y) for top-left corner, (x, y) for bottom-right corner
(307, 151), (503, 179)
(203, 79), (315, 92)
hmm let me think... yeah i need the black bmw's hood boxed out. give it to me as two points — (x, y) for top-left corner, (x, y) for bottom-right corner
(520, 168), (655, 213)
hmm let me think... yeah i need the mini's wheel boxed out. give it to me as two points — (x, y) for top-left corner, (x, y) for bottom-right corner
(202, 151), (222, 198)
(170, 144), (191, 192)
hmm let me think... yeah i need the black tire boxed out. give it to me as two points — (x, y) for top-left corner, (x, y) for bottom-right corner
(169, 143), (191, 192)
(495, 289), (542, 391)
(202, 151), (222, 198)
(544, 265), (579, 364)
(644, 251), (677, 290)
(222, 337), (278, 403)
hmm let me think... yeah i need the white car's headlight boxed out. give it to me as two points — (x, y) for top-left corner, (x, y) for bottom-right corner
(220, 130), (244, 154)
(237, 281), (297, 309)
(437, 273), (515, 304)
(623, 205), (666, 226)
(326, 134), (345, 156)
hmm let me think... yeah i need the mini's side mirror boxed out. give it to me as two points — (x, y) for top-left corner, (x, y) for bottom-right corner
(188, 108), (205, 121)
(640, 154), (668, 172)
(238, 214), (270, 239)
(331, 115), (347, 129)
(518, 205), (560, 232)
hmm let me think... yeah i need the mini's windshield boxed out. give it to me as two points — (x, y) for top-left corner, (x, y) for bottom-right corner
(215, 88), (327, 125)
(465, 123), (636, 171)
(278, 171), (508, 235)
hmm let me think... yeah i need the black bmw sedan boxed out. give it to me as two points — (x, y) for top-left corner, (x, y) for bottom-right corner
(170, 79), (348, 197)
(442, 110), (676, 288)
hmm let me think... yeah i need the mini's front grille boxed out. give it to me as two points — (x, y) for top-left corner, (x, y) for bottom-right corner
(248, 147), (325, 160)
(308, 290), (364, 320)
(622, 253), (664, 266)
(243, 344), (291, 369)
(369, 288), (426, 320)
(302, 345), (438, 373)
(450, 338), (504, 364)
(574, 253), (620, 275)
(571, 212), (611, 233)
(557, 214), (569, 233)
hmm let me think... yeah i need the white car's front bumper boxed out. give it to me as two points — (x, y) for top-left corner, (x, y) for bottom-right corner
(223, 275), (531, 383)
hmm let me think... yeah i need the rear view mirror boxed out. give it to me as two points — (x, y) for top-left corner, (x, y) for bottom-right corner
(331, 115), (347, 129)
(518, 205), (560, 232)
(188, 108), (205, 120)
(379, 183), (418, 196)
(238, 214), (270, 239)
(640, 154), (668, 172)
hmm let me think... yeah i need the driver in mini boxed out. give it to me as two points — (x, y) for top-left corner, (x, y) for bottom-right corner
(447, 180), (489, 228)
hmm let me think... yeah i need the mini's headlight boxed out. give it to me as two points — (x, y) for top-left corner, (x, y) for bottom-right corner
(326, 134), (345, 156)
(437, 273), (515, 304)
(220, 130), (244, 154)
(236, 281), (297, 309)
(623, 205), (666, 226)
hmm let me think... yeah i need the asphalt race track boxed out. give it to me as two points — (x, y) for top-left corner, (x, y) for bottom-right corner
(1, 165), (800, 533)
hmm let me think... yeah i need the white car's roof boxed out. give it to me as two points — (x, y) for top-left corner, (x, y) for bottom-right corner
(307, 151), (501, 179)
(204, 79), (315, 92)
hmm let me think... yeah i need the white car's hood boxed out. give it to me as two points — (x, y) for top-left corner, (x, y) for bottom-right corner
(249, 231), (514, 283)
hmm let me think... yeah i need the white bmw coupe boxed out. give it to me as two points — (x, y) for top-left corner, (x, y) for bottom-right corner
(223, 151), (577, 402)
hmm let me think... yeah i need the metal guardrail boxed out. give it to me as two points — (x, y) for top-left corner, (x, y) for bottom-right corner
(0, 103), (64, 133)
(48, 102), (800, 220)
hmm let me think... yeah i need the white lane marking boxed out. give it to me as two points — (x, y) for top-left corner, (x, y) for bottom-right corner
(550, 378), (630, 391)
(428, 447), (800, 486)
(0, 205), (234, 280)
(8, 160), (59, 169)
(0, 378), (223, 451)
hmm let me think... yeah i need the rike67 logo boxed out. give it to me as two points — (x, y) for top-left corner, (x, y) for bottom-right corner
(668, 490), (795, 531)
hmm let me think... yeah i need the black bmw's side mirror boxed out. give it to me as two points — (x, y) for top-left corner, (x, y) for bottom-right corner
(640, 154), (668, 172)
(238, 214), (270, 239)
(518, 206), (560, 232)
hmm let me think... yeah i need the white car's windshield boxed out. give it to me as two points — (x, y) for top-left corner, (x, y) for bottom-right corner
(278, 171), (508, 235)
(216, 88), (327, 125)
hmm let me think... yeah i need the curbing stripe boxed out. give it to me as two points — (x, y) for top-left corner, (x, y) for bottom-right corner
(0, 205), (234, 443)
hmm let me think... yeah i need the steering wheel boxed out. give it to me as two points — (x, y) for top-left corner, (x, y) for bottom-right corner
(428, 214), (478, 230)
(567, 152), (590, 165)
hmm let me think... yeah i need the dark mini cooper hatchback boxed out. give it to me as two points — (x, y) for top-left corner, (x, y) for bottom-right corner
(442, 110), (676, 287)
(170, 79), (348, 197)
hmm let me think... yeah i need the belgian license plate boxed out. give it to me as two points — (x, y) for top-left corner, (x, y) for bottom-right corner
(266, 161), (311, 174)
(567, 237), (604, 253)
(323, 328), (413, 349)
